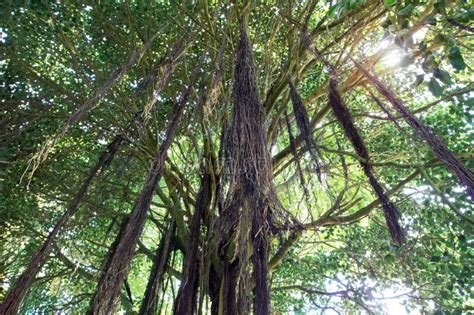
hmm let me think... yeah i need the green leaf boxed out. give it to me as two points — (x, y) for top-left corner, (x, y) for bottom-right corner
(348, 0), (359, 10)
(327, 4), (338, 17)
(384, 0), (397, 6)
(433, 68), (452, 85)
(434, 0), (446, 15)
(422, 54), (437, 72)
(448, 46), (467, 71)
(429, 77), (444, 97)
(328, 3), (345, 18)
(425, 14), (437, 25)
(434, 33), (448, 45)
(434, 33), (455, 46)
(381, 18), (392, 28)
(414, 74), (424, 87)
(384, 254), (395, 263)
(419, 41), (427, 51)
(468, 8), (474, 21)
(397, 4), (414, 16)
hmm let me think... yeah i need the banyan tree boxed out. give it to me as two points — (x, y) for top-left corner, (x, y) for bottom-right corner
(1, 1), (473, 314)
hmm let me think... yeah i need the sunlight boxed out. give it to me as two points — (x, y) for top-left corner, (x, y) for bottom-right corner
(0, 28), (7, 43)
(297, 287), (425, 314)
(382, 49), (405, 67)
(371, 27), (428, 69)
(376, 288), (416, 315)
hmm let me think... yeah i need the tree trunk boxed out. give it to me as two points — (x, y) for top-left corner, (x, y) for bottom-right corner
(216, 18), (277, 315)
(208, 266), (221, 315)
(96, 217), (137, 312)
(87, 66), (197, 314)
(139, 220), (176, 315)
(174, 173), (212, 315)
(328, 79), (405, 244)
(0, 135), (123, 315)
(356, 62), (474, 200)
(252, 204), (270, 315)
(219, 261), (239, 315)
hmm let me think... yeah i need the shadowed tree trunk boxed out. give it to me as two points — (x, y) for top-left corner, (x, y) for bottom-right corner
(97, 217), (136, 311)
(252, 200), (271, 315)
(216, 16), (283, 314)
(328, 79), (405, 244)
(219, 260), (240, 315)
(208, 265), (222, 315)
(0, 134), (124, 315)
(86, 57), (200, 314)
(174, 173), (212, 315)
(139, 220), (176, 315)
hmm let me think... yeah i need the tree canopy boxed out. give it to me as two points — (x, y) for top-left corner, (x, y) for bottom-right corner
(1, 1), (473, 314)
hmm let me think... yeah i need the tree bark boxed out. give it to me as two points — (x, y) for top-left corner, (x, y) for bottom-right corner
(87, 64), (197, 314)
(139, 220), (176, 315)
(217, 17), (276, 315)
(355, 62), (474, 200)
(252, 205), (270, 315)
(328, 79), (405, 244)
(208, 265), (221, 315)
(0, 135), (123, 315)
(174, 173), (212, 315)
(219, 261), (239, 315)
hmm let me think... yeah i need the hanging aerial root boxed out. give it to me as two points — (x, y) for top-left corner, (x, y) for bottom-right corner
(367, 89), (405, 133)
(0, 133), (124, 315)
(194, 33), (227, 121)
(60, 33), (158, 137)
(355, 61), (474, 201)
(87, 50), (205, 315)
(174, 173), (212, 315)
(284, 110), (311, 203)
(139, 220), (176, 315)
(217, 20), (290, 315)
(142, 37), (188, 124)
(328, 78), (405, 244)
(252, 198), (271, 315)
(23, 32), (162, 183)
(288, 80), (323, 180)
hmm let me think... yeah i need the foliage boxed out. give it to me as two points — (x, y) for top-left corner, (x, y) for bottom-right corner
(1, 0), (473, 314)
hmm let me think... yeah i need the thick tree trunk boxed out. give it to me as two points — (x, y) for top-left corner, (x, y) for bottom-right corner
(139, 220), (176, 315)
(328, 79), (405, 244)
(216, 18), (276, 315)
(219, 261), (239, 315)
(0, 135), (123, 315)
(252, 205), (270, 315)
(356, 63), (474, 200)
(87, 65), (197, 314)
(208, 266), (222, 315)
(97, 217), (136, 312)
(174, 173), (212, 315)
